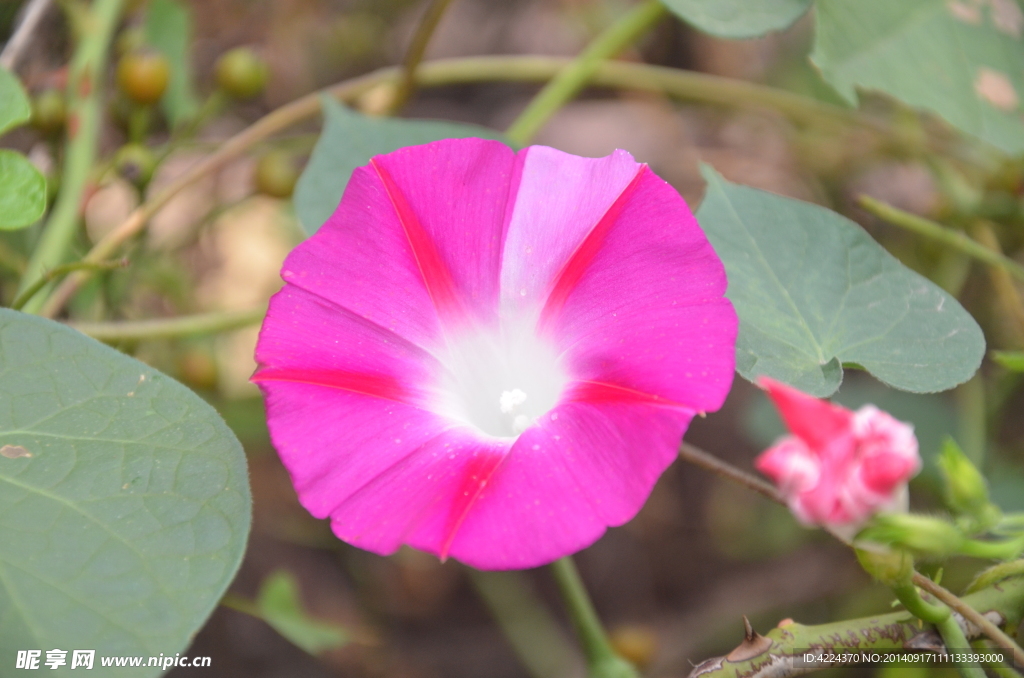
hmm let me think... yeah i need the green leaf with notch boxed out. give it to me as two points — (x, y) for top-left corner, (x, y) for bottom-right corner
(0, 309), (250, 676)
(812, 0), (1024, 154)
(256, 571), (348, 655)
(0, 150), (46, 231)
(0, 66), (31, 135)
(294, 97), (510, 236)
(144, 0), (200, 128)
(697, 164), (985, 396)
(659, 0), (811, 38)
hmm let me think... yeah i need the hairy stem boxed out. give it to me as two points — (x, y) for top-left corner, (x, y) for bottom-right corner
(19, 0), (125, 313)
(37, 55), (945, 317)
(859, 196), (1024, 284)
(678, 442), (783, 504)
(550, 557), (639, 678)
(391, 0), (455, 112)
(913, 572), (1024, 667)
(69, 307), (265, 340)
(505, 0), (666, 145)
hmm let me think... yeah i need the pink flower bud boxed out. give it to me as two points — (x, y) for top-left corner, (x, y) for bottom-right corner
(754, 378), (920, 529)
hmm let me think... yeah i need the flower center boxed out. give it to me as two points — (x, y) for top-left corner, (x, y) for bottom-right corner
(434, 317), (568, 439)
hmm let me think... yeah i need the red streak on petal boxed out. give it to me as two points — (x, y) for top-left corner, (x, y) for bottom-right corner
(566, 380), (691, 409)
(538, 166), (648, 332)
(252, 367), (420, 405)
(439, 448), (507, 561)
(372, 158), (467, 326)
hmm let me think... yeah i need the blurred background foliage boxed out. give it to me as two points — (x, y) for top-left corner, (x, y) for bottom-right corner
(3, 0), (1024, 676)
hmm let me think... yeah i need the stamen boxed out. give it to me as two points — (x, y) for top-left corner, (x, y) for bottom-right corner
(434, 316), (567, 439)
(500, 388), (528, 414)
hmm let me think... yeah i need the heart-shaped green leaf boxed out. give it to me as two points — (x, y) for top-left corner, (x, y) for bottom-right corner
(0, 150), (47, 230)
(0, 67), (31, 136)
(294, 97), (509, 236)
(812, 0), (1024, 154)
(0, 309), (250, 676)
(697, 164), (985, 396)
(659, 0), (811, 38)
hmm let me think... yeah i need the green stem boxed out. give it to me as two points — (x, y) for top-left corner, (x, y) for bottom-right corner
(859, 195), (1024, 284)
(0, 239), (28, 276)
(18, 0), (125, 313)
(11, 258), (126, 310)
(688, 577), (1024, 678)
(679, 442), (783, 504)
(550, 557), (638, 678)
(957, 375), (987, 464)
(68, 307), (265, 340)
(892, 582), (950, 624)
(935, 614), (987, 678)
(916, 572), (1024, 667)
(34, 54), (957, 317)
(219, 592), (261, 618)
(972, 640), (1022, 678)
(127, 104), (153, 144)
(959, 535), (1024, 560)
(974, 220), (1024, 347)
(470, 569), (580, 678)
(391, 0), (454, 112)
(505, 0), (666, 145)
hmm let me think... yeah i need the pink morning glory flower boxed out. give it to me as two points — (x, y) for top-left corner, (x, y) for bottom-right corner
(754, 377), (921, 531)
(253, 138), (737, 570)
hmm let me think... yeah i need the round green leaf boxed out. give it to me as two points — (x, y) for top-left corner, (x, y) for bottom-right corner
(0, 150), (47, 230)
(812, 0), (1024, 154)
(295, 97), (510, 236)
(0, 309), (250, 675)
(660, 0), (811, 38)
(697, 164), (985, 396)
(0, 67), (31, 136)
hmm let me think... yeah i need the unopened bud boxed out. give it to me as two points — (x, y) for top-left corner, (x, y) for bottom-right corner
(937, 438), (996, 525)
(855, 546), (913, 586)
(858, 514), (965, 557)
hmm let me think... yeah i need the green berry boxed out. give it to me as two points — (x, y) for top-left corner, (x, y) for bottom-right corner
(117, 49), (170, 105)
(255, 150), (300, 199)
(115, 143), (156, 188)
(215, 47), (268, 100)
(32, 89), (66, 135)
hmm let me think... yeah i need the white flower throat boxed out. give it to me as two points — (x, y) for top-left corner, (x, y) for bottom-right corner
(435, 316), (568, 439)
